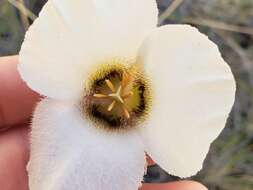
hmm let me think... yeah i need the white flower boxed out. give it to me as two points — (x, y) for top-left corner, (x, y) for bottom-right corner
(18, 0), (236, 190)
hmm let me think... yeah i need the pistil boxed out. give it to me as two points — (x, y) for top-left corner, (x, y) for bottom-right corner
(93, 72), (134, 118)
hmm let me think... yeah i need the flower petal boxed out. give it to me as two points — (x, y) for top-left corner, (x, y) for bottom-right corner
(19, 0), (158, 100)
(28, 98), (145, 190)
(92, 0), (158, 58)
(19, 0), (94, 100)
(138, 25), (236, 177)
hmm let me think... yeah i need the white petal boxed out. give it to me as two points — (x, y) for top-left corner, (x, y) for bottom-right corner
(19, 0), (158, 100)
(138, 25), (236, 177)
(28, 98), (145, 190)
(92, 0), (158, 58)
(18, 0), (93, 100)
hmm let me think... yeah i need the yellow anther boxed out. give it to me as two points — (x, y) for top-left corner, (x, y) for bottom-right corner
(123, 106), (130, 119)
(93, 94), (108, 98)
(105, 79), (116, 92)
(121, 72), (132, 88)
(122, 91), (134, 99)
(107, 101), (116, 112)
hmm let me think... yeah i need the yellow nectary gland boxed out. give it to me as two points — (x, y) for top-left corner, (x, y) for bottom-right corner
(82, 61), (151, 130)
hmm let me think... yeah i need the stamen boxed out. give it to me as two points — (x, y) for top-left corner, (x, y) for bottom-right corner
(122, 91), (134, 99)
(93, 94), (108, 98)
(121, 72), (131, 88)
(105, 79), (116, 92)
(107, 101), (116, 112)
(123, 106), (130, 119)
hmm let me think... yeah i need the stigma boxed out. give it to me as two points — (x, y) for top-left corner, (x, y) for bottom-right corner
(93, 72), (134, 119)
(82, 59), (152, 130)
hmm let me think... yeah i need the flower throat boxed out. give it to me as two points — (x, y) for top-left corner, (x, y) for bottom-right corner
(82, 61), (151, 130)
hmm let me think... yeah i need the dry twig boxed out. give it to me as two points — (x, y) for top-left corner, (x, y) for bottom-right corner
(7, 0), (37, 23)
(159, 0), (184, 25)
(184, 17), (253, 36)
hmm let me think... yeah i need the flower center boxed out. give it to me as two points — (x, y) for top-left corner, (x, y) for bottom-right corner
(82, 61), (151, 130)
(93, 74), (133, 118)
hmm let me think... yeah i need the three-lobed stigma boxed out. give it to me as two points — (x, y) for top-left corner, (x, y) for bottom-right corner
(93, 72), (134, 119)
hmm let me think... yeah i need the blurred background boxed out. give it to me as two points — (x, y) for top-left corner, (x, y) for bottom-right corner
(0, 0), (253, 189)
